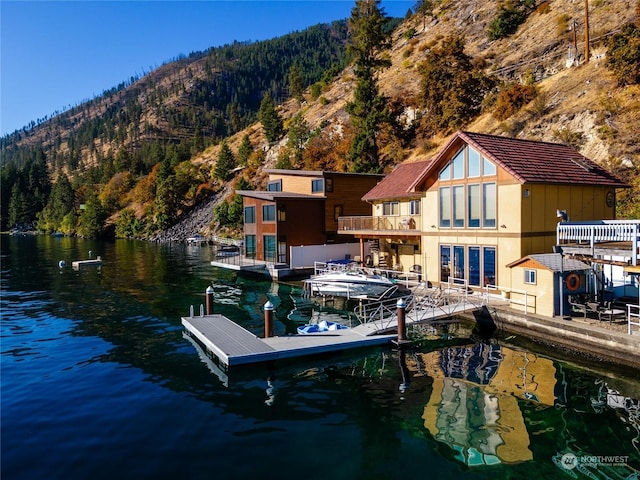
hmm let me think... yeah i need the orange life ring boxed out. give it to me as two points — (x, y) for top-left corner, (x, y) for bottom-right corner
(565, 272), (580, 291)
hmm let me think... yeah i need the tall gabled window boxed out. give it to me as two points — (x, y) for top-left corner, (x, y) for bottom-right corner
(439, 187), (451, 228)
(483, 183), (496, 228)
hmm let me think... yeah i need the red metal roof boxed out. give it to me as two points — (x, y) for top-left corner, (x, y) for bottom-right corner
(362, 160), (432, 201)
(438, 131), (628, 187)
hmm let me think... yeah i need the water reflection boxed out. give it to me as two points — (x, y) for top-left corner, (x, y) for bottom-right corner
(414, 343), (555, 466)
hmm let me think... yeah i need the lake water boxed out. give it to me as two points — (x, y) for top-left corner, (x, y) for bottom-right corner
(2, 235), (639, 480)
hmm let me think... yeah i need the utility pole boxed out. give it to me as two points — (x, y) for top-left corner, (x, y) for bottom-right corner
(584, 0), (590, 63)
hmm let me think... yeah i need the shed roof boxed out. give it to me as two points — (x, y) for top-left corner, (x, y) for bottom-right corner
(507, 253), (591, 272)
(236, 190), (325, 201)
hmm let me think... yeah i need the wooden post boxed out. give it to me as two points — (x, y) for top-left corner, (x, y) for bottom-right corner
(264, 300), (274, 338)
(396, 298), (407, 342)
(584, 0), (590, 63)
(205, 286), (214, 315)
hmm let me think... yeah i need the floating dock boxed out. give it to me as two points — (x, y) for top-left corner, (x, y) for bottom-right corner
(72, 257), (102, 269)
(182, 314), (396, 366)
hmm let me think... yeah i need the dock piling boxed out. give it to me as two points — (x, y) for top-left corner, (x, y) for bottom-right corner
(264, 301), (274, 338)
(206, 286), (214, 315)
(396, 298), (407, 342)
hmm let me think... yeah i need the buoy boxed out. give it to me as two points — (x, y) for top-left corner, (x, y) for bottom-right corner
(58, 260), (66, 268)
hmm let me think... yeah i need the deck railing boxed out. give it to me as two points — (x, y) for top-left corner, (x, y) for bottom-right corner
(557, 220), (640, 265)
(338, 215), (421, 232)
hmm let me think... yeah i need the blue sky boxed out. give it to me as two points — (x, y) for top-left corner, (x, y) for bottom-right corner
(0, 0), (414, 136)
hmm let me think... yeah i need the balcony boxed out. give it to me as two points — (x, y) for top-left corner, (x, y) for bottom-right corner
(338, 215), (421, 234)
(557, 220), (640, 266)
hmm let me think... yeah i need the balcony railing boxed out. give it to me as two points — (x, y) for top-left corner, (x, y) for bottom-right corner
(338, 215), (421, 233)
(557, 220), (640, 266)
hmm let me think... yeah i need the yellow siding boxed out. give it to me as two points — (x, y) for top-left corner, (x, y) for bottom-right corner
(509, 267), (555, 317)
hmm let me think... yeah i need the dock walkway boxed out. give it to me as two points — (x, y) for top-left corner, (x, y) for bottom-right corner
(182, 314), (395, 366)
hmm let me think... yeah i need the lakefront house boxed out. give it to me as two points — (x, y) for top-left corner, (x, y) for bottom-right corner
(236, 169), (383, 264)
(338, 131), (631, 312)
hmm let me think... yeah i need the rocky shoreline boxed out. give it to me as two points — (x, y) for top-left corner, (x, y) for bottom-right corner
(148, 194), (223, 243)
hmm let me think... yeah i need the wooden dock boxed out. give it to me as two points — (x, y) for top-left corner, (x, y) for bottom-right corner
(182, 314), (395, 366)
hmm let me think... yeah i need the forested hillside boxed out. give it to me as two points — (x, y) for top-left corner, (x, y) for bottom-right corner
(1, 0), (638, 240)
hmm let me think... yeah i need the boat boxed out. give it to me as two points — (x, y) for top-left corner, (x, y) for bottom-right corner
(304, 268), (394, 298)
(297, 319), (349, 335)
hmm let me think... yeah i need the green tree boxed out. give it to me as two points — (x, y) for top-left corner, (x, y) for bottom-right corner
(414, 0), (434, 30)
(258, 93), (283, 143)
(346, 0), (392, 173)
(154, 175), (180, 230)
(418, 35), (494, 134)
(39, 174), (75, 232)
(77, 193), (105, 238)
(287, 112), (311, 164)
(237, 134), (253, 167)
(214, 141), (236, 181)
(288, 63), (304, 101)
(606, 22), (640, 86)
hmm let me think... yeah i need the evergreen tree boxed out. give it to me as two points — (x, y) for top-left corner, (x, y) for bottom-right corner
(346, 0), (392, 173)
(77, 193), (105, 237)
(237, 134), (253, 167)
(288, 63), (304, 101)
(39, 174), (75, 232)
(418, 35), (494, 135)
(258, 93), (283, 143)
(214, 141), (236, 181)
(286, 112), (311, 165)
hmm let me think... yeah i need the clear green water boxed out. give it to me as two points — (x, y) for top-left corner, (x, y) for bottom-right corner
(1, 235), (639, 479)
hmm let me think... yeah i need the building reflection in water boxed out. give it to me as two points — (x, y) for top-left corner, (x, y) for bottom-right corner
(411, 343), (556, 466)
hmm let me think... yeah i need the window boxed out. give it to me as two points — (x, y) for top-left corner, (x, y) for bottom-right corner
(468, 147), (481, 177)
(277, 205), (286, 222)
(483, 247), (496, 286)
(325, 178), (334, 193)
(382, 201), (399, 216)
(263, 204), (276, 222)
(267, 180), (282, 191)
(524, 269), (536, 285)
(468, 184), (480, 228)
(469, 247), (480, 286)
(453, 246), (465, 283)
(312, 179), (324, 193)
(439, 163), (451, 180)
(244, 206), (256, 224)
(453, 185), (465, 228)
(245, 235), (256, 258)
(452, 148), (465, 179)
(440, 244), (497, 286)
(483, 157), (496, 176)
(440, 245), (451, 282)
(263, 235), (276, 262)
(482, 183), (496, 228)
(439, 187), (450, 228)
(278, 236), (287, 263)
